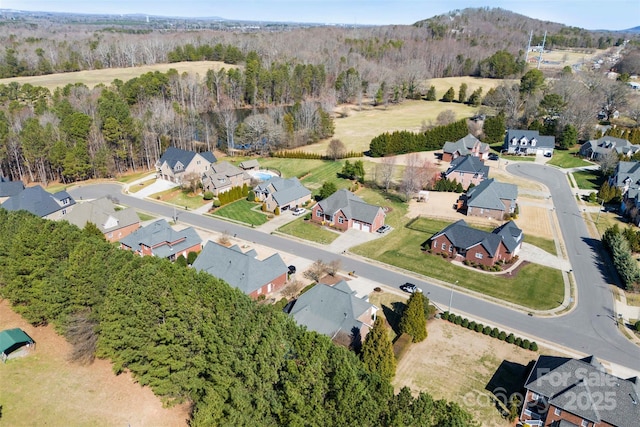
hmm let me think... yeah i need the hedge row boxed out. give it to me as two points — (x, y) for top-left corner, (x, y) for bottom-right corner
(272, 150), (363, 159)
(217, 184), (250, 206)
(441, 311), (538, 351)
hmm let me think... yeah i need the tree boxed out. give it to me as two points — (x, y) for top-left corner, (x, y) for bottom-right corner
(442, 87), (455, 102)
(361, 317), (396, 380)
(425, 85), (436, 101)
(304, 259), (327, 282)
(341, 160), (365, 182)
(436, 110), (456, 126)
(399, 292), (427, 342)
(483, 112), (506, 143)
(599, 149), (619, 177)
(519, 69), (545, 94)
(479, 50), (521, 78)
(558, 124), (578, 150)
(400, 153), (422, 201)
(378, 156), (396, 192)
(327, 138), (346, 160)
(318, 181), (337, 200)
(467, 87), (483, 106)
(458, 83), (467, 103)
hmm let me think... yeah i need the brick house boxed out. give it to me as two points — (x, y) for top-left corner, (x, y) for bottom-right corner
(155, 147), (216, 184)
(201, 161), (252, 196)
(119, 219), (202, 261)
(460, 178), (518, 220)
(1, 185), (75, 220)
(192, 241), (288, 299)
(520, 355), (640, 427)
(443, 155), (490, 189)
(311, 189), (386, 233)
(64, 197), (140, 242)
(254, 176), (312, 212)
(442, 134), (490, 162)
(428, 219), (523, 267)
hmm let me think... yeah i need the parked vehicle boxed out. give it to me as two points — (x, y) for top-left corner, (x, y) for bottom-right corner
(488, 153), (499, 161)
(288, 265), (296, 275)
(400, 282), (422, 293)
(292, 207), (306, 216)
(376, 225), (391, 234)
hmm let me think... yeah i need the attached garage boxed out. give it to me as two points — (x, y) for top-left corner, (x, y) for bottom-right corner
(0, 328), (35, 363)
(361, 224), (371, 232)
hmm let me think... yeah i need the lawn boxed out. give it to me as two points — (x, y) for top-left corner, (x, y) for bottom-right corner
(150, 188), (209, 210)
(128, 178), (156, 193)
(257, 158), (355, 194)
(500, 154), (536, 162)
(211, 199), (270, 226)
(352, 217), (564, 310)
(277, 218), (340, 244)
(137, 212), (156, 222)
(524, 234), (557, 255)
(116, 170), (156, 184)
(572, 169), (604, 190)
(546, 148), (592, 169)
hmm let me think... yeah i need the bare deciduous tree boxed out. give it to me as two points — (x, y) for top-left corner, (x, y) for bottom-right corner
(326, 139), (347, 160)
(401, 153), (422, 201)
(66, 311), (98, 365)
(304, 259), (327, 282)
(281, 279), (303, 299)
(327, 259), (342, 277)
(378, 156), (396, 192)
(436, 110), (457, 126)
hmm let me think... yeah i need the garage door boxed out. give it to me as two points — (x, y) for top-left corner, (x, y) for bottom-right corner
(353, 222), (361, 230)
(362, 224), (370, 232)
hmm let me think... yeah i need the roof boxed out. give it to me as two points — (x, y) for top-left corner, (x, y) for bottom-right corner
(504, 129), (555, 149)
(0, 177), (25, 198)
(289, 281), (375, 339)
(445, 155), (490, 177)
(157, 147), (216, 172)
(64, 197), (139, 233)
(492, 220), (523, 252)
(524, 355), (640, 427)
(316, 189), (383, 224)
(443, 134), (490, 156)
(0, 328), (34, 356)
(1, 185), (75, 217)
(613, 161), (640, 188)
(119, 219), (201, 258)
(192, 241), (287, 295)
(466, 178), (518, 211)
(431, 219), (503, 256)
(580, 137), (639, 158)
(255, 177), (311, 206)
(239, 159), (260, 169)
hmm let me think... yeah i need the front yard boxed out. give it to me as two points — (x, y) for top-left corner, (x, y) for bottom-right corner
(546, 148), (592, 169)
(210, 199), (270, 226)
(277, 218), (340, 244)
(150, 188), (210, 210)
(572, 169), (604, 191)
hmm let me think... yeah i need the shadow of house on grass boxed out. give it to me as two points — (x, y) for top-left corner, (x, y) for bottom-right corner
(485, 359), (535, 418)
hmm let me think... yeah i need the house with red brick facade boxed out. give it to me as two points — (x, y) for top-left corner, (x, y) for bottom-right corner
(443, 155), (490, 189)
(428, 219), (522, 267)
(460, 178), (518, 220)
(119, 219), (202, 261)
(311, 189), (385, 233)
(254, 176), (312, 212)
(192, 241), (288, 299)
(520, 355), (640, 427)
(442, 134), (490, 162)
(64, 197), (140, 242)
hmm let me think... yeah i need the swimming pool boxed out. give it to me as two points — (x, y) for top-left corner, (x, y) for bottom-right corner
(249, 170), (278, 181)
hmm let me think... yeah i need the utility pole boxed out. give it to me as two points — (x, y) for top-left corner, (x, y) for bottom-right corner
(449, 280), (458, 313)
(525, 30), (533, 63)
(537, 31), (547, 70)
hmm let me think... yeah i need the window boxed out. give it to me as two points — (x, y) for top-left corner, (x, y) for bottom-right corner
(554, 408), (561, 416)
(316, 210), (323, 217)
(441, 243), (447, 250)
(62, 209), (67, 215)
(511, 137), (517, 145)
(338, 217), (344, 224)
(531, 138), (537, 146)
(581, 420), (588, 427)
(475, 252), (483, 259)
(531, 392), (538, 401)
(449, 245), (453, 252)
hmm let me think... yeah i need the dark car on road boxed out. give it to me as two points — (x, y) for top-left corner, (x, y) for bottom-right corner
(488, 153), (499, 161)
(288, 265), (296, 275)
(400, 282), (422, 293)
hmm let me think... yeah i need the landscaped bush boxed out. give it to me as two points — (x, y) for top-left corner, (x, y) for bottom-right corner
(530, 342), (538, 351)
(203, 191), (214, 200)
(454, 315), (462, 325)
(274, 206), (281, 216)
(212, 199), (221, 208)
(461, 318), (469, 328)
(498, 331), (507, 341)
(490, 327), (499, 338)
(522, 339), (531, 350)
(273, 298), (289, 312)
(483, 326), (491, 335)
(187, 251), (198, 265)
(506, 333), (515, 344)
(441, 312), (450, 321)
(474, 323), (483, 333)
(467, 320), (476, 330)
(514, 337), (522, 347)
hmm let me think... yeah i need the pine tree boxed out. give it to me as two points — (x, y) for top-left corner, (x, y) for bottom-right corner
(361, 317), (396, 380)
(442, 87), (455, 102)
(425, 85), (436, 101)
(399, 292), (427, 342)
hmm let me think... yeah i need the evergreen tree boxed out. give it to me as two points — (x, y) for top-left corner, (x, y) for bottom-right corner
(442, 87), (455, 102)
(318, 181), (338, 199)
(468, 87), (483, 106)
(483, 112), (506, 143)
(361, 317), (396, 380)
(425, 85), (436, 101)
(399, 292), (427, 342)
(458, 83), (467, 103)
(558, 124), (578, 150)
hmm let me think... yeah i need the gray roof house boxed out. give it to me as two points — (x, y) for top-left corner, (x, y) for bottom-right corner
(442, 134), (490, 162)
(156, 147), (217, 184)
(444, 155), (490, 189)
(579, 136), (640, 160)
(1, 185), (75, 220)
(0, 176), (25, 202)
(192, 240), (288, 298)
(463, 178), (518, 219)
(119, 219), (202, 261)
(520, 355), (640, 427)
(289, 280), (378, 348)
(609, 161), (640, 194)
(239, 159), (260, 170)
(311, 189), (386, 233)
(254, 176), (312, 212)
(201, 161), (251, 195)
(504, 129), (555, 155)
(63, 197), (140, 242)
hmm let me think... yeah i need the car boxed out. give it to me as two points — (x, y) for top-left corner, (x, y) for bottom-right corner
(376, 225), (391, 234)
(292, 207), (306, 216)
(288, 265), (296, 275)
(544, 152), (552, 158)
(488, 153), (499, 161)
(400, 282), (422, 294)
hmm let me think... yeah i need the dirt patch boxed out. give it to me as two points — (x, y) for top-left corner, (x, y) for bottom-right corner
(318, 274), (351, 285)
(0, 299), (190, 427)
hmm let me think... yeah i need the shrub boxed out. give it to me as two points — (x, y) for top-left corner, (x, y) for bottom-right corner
(187, 251), (198, 265)
(261, 202), (267, 212)
(441, 312), (450, 321)
(247, 190), (255, 201)
(467, 320), (476, 330)
(635, 320), (640, 332)
(506, 333), (515, 344)
(461, 318), (469, 328)
(530, 342), (538, 351)
(203, 191), (214, 200)
(522, 339), (531, 350)
(212, 199), (221, 208)
(273, 298), (289, 312)
(483, 326), (492, 335)
(490, 327), (499, 338)
(274, 206), (281, 216)
(373, 287), (382, 292)
(474, 323), (483, 333)
(454, 315), (462, 325)
(514, 337), (522, 347)
(498, 331), (507, 341)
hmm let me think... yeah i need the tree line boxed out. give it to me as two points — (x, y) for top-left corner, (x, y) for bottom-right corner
(0, 209), (477, 426)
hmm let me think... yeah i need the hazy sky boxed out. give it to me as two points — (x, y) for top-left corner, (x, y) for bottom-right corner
(2, 0), (639, 31)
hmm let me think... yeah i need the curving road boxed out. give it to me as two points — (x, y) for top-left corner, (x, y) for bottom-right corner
(68, 177), (640, 372)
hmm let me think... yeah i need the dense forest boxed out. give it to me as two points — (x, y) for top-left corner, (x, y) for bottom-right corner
(0, 209), (478, 426)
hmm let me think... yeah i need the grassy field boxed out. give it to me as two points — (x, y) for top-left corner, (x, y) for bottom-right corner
(352, 216), (564, 310)
(211, 199), (269, 226)
(150, 188), (209, 210)
(572, 169), (604, 190)
(0, 61), (234, 91)
(524, 234), (557, 256)
(546, 148), (592, 169)
(277, 218), (340, 244)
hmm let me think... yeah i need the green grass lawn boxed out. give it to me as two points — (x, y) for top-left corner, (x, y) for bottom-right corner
(500, 154), (536, 162)
(128, 178), (156, 193)
(572, 169), (604, 190)
(524, 234), (557, 255)
(546, 149), (592, 169)
(211, 199), (270, 226)
(277, 218), (340, 244)
(257, 158), (355, 194)
(352, 216), (564, 310)
(150, 188), (209, 210)
(136, 212), (155, 222)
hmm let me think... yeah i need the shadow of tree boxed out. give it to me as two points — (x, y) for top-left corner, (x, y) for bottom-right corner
(485, 359), (535, 418)
(381, 302), (406, 335)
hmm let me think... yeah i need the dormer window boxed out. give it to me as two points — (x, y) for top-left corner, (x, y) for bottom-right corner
(520, 137), (528, 145)
(531, 138), (537, 146)
(511, 137), (517, 145)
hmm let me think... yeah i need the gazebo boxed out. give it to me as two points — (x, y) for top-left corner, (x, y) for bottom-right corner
(0, 328), (35, 362)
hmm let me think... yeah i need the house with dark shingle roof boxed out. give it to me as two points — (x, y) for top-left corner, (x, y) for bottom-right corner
(254, 176), (312, 212)
(311, 189), (385, 233)
(443, 155), (490, 189)
(442, 134), (490, 162)
(0, 176), (24, 203)
(201, 161), (251, 196)
(119, 219), (201, 261)
(155, 147), (216, 184)
(192, 240), (288, 298)
(428, 219), (522, 267)
(460, 178), (518, 220)
(289, 280), (378, 348)
(609, 161), (640, 195)
(64, 197), (140, 242)
(520, 355), (640, 427)
(504, 129), (555, 156)
(579, 136), (640, 161)
(1, 185), (75, 220)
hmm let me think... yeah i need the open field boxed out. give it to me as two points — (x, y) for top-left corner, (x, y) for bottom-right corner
(537, 48), (604, 70)
(0, 61), (233, 91)
(0, 299), (189, 427)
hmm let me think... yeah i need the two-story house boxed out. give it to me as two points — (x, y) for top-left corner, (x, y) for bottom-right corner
(504, 130), (555, 156)
(156, 147), (216, 185)
(579, 136), (640, 161)
(1, 185), (75, 220)
(443, 155), (490, 189)
(201, 161), (252, 196)
(442, 134), (490, 162)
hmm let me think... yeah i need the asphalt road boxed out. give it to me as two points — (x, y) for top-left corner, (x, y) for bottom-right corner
(69, 179), (640, 372)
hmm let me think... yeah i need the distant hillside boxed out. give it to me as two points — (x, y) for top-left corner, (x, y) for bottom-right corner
(624, 26), (640, 33)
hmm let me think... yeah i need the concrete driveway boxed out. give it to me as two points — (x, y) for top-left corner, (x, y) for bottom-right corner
(127, 178), (178, 199)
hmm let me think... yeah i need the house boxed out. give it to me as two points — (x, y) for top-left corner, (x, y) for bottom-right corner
(0, 328), (35, 363)
(119, 219), (201, 261)
(504, 130), (555, 156)
(579, 136), (640, 160)
(289, 280), (378, 348)
(239, 159), (260, 171)
(0, 176), (24, 203)
(192, 240), (288, 298)
(460, 178), (518, 219)
(609, 161), (640, 196)
(443, 155), (490, 189)
(254, 176), (312, 212)
(63, 197), (140, 242)
(428, 219), (523, 267)
(155, 147), (216, 184)
(520, 355), (640, 427)
(311, 189), (386, 233)
(1, 185), (75, 220)
(201, 161), (252, 196)
(442, 134), (490, 162)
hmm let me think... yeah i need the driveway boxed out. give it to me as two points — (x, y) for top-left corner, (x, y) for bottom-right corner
(127, 178), (178, 199)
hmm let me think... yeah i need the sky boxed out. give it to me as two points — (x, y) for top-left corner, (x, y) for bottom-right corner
(1, 0), (639, 31)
